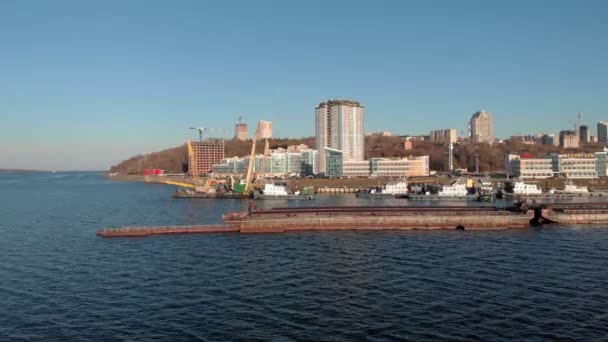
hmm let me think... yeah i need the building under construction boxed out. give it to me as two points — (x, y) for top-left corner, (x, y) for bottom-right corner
(234, 117), (248, 141)
(188, 139), (225, 176)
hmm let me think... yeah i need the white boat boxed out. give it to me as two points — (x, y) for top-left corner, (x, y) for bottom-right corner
(357, 181), (408, 197)
(438, 183), (469, 197)
(563, 180), (589, 193)
(512, 181), (543, 195)
(255, 183), (314, 200)
(382, 181), (409, 195)
(262, 183), (290, 196)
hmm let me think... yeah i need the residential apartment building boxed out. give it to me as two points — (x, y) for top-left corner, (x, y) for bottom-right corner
(234, 122), (248, 141)
(188, 139), (225, 175)
(430, 129), (457, 144)
(559, 130), (579, 149)
(257, 120), (272, 139)
(315, 99), (365, 174)
(469, 110), (494, 144)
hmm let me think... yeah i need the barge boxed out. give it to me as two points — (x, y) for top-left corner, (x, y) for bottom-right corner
(173, 189), (246, 199)
(223, 205), (534, 233)
(541, 203), (608, 225)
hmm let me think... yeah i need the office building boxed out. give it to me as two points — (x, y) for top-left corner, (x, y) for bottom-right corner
(469, 110), (494, 144)
(559, 130), (579, 149)
(315, 99), (365, 174)
(430, 129), (458, 144)
(257, 121), (272, 139)
(188, 139), (225, 175)
(598, 122), (608, 144)
(579, 125), (590, 144)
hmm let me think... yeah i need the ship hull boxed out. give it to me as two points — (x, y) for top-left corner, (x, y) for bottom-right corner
(224, 206), (534, 233)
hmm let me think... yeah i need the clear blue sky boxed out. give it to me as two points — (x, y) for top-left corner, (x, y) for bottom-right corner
(1, 0), (607, 170)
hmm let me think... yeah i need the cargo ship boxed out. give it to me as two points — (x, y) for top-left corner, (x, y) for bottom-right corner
(222, 205), (534, 233)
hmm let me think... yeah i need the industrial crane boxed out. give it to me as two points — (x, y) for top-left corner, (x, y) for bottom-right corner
(244, 130), (260, 196)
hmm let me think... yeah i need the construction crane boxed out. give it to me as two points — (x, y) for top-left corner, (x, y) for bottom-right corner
(244, 130), (260, 195)
(259, 138), (270, 178)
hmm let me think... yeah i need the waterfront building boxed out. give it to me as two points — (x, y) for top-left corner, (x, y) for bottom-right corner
(510, 156), (554, 179)
(257, 120), (272, 139)
(552, 153), (598, 178)
(188, 139), (225, 175)
(370, 156), (430, 177)
(315, 99), (365, 174)
(469, 110), (494, 144)
(324, 148), (344, 177)
(579, 125), (590, 144)
(301, 149), (318, 175)
(505, 152), (600, 179)
(595, 151), (608, 177)
(211, 148), (317, 177)
(598, 122), (608, 144)
(430, 129), (458, 144)
(559, 130), (579, 149)
(343, 161), (372, 177)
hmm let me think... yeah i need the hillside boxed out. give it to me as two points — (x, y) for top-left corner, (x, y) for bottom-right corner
(109, 136), (605, 175)
(109, 137), (315, 174)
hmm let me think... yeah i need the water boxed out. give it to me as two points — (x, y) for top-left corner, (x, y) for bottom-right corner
(1, 172), (608, 341)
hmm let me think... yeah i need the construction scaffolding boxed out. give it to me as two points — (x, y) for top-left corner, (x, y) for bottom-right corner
(188, 139), (225, 176)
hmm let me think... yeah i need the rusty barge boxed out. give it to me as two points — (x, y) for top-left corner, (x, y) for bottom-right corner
(541, 203), (608, 225)
(223, 205), (534, 233)
(97, 205), (534, 237)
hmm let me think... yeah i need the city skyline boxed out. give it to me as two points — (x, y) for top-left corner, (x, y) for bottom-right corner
(1, 1), (608, 170)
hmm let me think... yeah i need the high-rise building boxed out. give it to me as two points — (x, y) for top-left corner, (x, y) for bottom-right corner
(188, 139), (225, 175)
(257, 121), (272, 139)
(559, 130), (579, 149)
(579, 125), (590, 144)
(315, 99), (365, 174)
(598, 122), (608, 144)
(469, 110), (494, 144)
(430, 129), (457, 144)
(234, 117), (248, 141)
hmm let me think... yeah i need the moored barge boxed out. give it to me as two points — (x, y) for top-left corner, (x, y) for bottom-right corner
(541, 203), (608, 225)
(223, 205), (534, 233)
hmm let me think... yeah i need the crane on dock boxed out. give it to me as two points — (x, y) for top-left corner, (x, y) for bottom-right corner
(244, 130), (260, 196)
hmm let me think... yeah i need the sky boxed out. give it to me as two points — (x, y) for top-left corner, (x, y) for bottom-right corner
(1, 0), (607, 170)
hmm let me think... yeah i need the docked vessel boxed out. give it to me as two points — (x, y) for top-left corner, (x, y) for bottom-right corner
(223, 205), (534, 233)
(408, 182), (477, 201)
(253, 183), (314, 200)
(509, 181), (543, 195)
(356, 181), (408, 198)
(555, 180), (589, 194)
(541, 203), (608, 225)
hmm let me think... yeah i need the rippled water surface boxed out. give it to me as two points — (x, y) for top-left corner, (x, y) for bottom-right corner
(2, 172), (608, 341)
